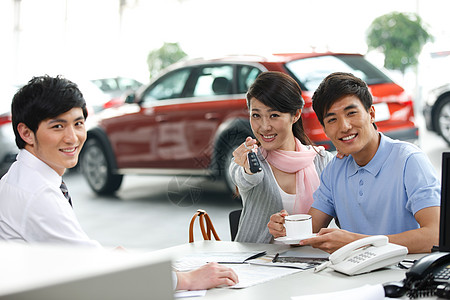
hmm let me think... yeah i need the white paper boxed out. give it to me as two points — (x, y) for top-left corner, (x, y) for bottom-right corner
(174, 290), (207, 298)
(174, 251), (266, 271)
(291, 284), (386, 300)
(228, 264), (302, 289)
(174, 253), (304, 290)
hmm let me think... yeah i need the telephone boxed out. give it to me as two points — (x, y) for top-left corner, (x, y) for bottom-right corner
(383, 251), (450, 298)
(406, 251), (450, 283)
(325, 235), (408, 276)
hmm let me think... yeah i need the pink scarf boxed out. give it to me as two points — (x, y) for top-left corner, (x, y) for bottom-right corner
(260, 138), (320, 214)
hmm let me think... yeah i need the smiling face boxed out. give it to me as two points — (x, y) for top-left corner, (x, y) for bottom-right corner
(323, 95), (379, 166)
(249, 98), (300, 151)
(18, 107), (87, 176)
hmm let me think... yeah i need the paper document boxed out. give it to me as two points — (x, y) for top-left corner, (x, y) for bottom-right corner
(247, 255), (322, 270)
(174, 290), (206, 298)
(174, 251), (266, 271)
(247, 248), (329, 270)
(227, 263), (302, 289)
(173, 251), (303, 289)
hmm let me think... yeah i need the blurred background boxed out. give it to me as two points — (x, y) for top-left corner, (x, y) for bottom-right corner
(1, 0), (450, 251)
(0, 0), (448, 91)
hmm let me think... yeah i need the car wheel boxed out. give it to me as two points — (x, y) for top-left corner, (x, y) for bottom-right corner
(435, 96), (450, 145)
(80, 138), (123, 195)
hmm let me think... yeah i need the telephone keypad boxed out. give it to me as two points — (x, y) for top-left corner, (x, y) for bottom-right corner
(349, 251), (376, 264)
(435, 266), (450, 282)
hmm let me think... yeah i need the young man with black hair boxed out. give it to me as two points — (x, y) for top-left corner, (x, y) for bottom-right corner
(268, 72), (440, 254)
(0, 75), (238, 290)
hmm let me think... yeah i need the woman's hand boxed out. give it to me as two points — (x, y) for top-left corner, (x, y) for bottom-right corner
(232, 136), (259, 174)
(267, 210), (289, 238)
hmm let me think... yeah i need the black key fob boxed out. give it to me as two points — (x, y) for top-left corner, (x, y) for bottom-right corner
(247, 151), (262, 173)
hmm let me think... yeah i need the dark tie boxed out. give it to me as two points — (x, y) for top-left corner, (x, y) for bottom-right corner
(60, 181), (73, 207)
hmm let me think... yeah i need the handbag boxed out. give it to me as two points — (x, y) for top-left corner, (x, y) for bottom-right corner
(189, 209), (221, 243)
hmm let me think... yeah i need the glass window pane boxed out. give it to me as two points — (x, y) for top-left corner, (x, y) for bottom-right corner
(142, 68), (190, 102)
(192, 65), (233, 97)
(237, 65), (262, 93)
(285, 55), (392, 91)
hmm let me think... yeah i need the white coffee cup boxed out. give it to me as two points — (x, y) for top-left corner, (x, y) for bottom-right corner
(284, 214), (312, 238)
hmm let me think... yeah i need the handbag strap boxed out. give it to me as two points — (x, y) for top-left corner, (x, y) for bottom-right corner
(189, 209), (221, 243)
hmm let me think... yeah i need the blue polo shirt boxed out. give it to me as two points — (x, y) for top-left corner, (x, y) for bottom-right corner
(312, 133), (440, 235)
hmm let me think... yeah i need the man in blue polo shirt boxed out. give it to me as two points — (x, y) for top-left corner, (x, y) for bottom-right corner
(268, 72), (440, 254)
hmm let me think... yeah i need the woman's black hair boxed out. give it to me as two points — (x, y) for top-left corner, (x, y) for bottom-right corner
(246, 71), (313, 146)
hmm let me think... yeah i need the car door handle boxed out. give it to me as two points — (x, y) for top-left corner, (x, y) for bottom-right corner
(155, 115), (169, 122)
(205, 112), (220, 120)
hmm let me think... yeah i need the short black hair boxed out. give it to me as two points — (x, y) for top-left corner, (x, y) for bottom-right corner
(11, 75), (87, 149)
(312, 72), (374, 127)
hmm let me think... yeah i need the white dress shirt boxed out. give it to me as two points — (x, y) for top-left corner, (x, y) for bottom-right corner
(0, 149), (101, 248)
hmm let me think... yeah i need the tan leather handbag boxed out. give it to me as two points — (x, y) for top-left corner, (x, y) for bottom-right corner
(189, 209), (221, 243)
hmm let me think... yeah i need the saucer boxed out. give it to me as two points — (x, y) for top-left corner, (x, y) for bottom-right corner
(274, 234), (316, 245)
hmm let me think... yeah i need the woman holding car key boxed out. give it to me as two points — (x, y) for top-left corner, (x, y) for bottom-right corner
(229, 71), (334, 243)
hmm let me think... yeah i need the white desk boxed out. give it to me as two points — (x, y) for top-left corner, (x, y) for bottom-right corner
(0, 243), (174, 300)
(155, 240), (428, 300)
(0, 241), (433, 300)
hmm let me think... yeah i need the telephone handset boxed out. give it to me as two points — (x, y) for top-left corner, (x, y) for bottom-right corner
(326, 235), (408, 276)
(406, 251), (450, 283)
(383, 252), (450, 298)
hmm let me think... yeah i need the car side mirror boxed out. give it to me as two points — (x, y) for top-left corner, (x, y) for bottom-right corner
(124, 93), (136, 104)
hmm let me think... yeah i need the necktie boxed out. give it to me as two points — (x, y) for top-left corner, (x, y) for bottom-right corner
(60, 181), (73, 207)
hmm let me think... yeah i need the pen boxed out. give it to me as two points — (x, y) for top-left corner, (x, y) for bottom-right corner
(272, 253), (279, 263)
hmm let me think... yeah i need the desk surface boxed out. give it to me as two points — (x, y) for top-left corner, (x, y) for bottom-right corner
(0, 243), (174, 300)
(156, 241), (427, 300)
(0, 241), (432, 300)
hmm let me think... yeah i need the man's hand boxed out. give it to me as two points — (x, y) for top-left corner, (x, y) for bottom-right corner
(299, 228), (367, 253)
(267, 210), (289, 238)
(176, 262), (239, 290)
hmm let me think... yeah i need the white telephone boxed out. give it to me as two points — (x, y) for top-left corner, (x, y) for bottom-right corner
(321, 235), (408, 276)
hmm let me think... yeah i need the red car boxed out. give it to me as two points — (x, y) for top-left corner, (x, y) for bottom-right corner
(80, 53), (418, 194)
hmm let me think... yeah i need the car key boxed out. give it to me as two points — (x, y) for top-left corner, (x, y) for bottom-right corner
(247, 151), (262, 173)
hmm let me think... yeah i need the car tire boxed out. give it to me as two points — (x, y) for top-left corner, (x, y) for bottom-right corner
(80, 138), (123, 195)
(434, 95), (450, 145)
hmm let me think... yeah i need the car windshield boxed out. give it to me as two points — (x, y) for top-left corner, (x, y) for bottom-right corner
(285, 55), (393, 91)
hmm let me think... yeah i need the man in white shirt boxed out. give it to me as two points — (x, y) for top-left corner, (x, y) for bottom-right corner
(0, 75), (238, 290)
